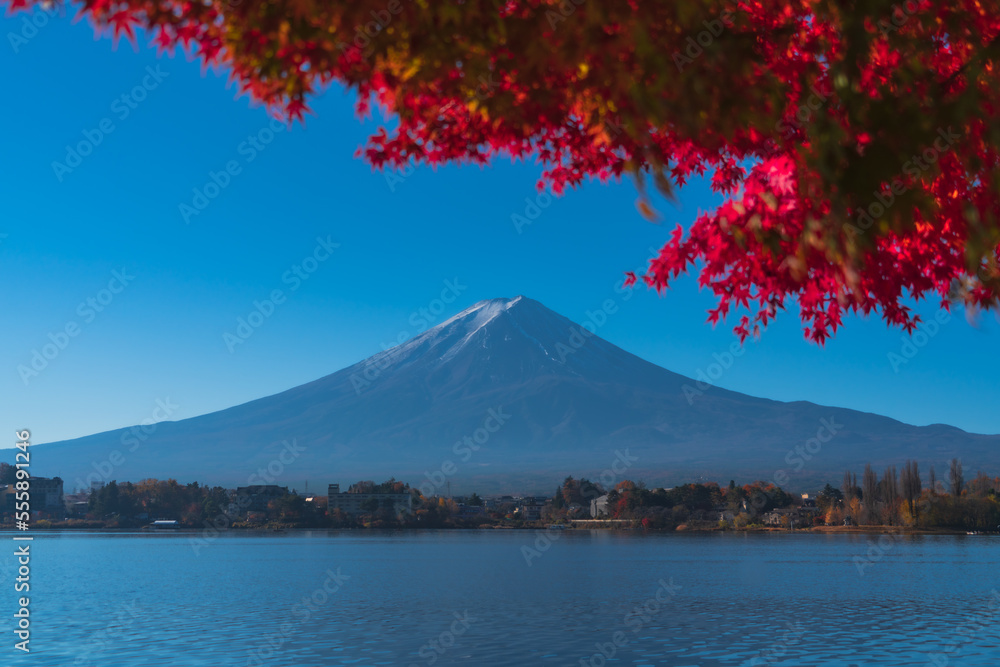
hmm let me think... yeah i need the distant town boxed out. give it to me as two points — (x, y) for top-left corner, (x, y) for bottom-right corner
(2, 459), (998, 533)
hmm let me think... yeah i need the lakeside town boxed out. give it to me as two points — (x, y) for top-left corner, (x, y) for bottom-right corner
(3, 460), (998, 534)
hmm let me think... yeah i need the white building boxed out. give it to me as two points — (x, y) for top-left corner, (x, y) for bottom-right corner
(590, 494), (609, 518)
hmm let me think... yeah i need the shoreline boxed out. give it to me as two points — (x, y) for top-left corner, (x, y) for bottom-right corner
(0, 524), (988, 536)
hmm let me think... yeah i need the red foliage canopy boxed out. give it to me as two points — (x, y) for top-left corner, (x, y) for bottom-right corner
(10, 0), (1000, 341)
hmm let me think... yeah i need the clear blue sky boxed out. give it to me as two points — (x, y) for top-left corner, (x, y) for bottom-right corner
(2, 9), (998, 446)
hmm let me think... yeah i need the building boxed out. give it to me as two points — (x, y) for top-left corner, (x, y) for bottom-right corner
(763, 506), (821, 526)
(484, 496), (515, 511)
(235, 485), (290, 513)
(762, 508), (798, 526)
(0, 486), (14, 514)
(64, 490), (91, 517)
(517, 497), (545, 522)
(327, 483), (412, 517)
(1, 478), (64, 518)
(717, 508), (736, 522)
(31, 477), (65, 514)
(590, 494), (609, 518)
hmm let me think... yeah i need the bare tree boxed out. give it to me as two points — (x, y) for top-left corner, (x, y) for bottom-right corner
(900, 460), (921, 519)
(949, 458), (965, 497)
(842, 470), (855, 502)
(862, 464), (879, 525)
(929, 466), (937, 494)
(881, 466), (900, 525)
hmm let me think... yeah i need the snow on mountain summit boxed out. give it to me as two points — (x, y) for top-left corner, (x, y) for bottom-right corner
(353, 295), (654, 383)
(33, 295), (1000, 492)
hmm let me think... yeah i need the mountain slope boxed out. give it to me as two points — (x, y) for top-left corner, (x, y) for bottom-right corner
(33, 296), (1000, 493)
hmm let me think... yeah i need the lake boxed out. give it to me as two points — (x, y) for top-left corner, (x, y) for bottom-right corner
(3, 530), (999, 666)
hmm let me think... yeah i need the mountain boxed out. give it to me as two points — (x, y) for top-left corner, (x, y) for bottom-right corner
(32, 296), (1000, 494)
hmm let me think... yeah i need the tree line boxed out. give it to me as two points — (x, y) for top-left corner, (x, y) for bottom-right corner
(833, 459), (1000, 530)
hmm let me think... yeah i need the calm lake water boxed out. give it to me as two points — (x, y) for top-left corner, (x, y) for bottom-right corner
(2, 530), (999, 666)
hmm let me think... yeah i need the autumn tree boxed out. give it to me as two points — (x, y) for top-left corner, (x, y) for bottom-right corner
(841, 470), (858, 503)
(900, 460), (922, 518)
(9, 0), (1000, 341)
(966, 472), (999, 498)
(949, 458), (965, 496)
(725, 480), (745, 512)
(551, 485), (566, 510)
(558, 476), (604, 507)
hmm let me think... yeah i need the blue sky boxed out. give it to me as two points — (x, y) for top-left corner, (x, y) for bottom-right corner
(2, 8), (998, 447)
